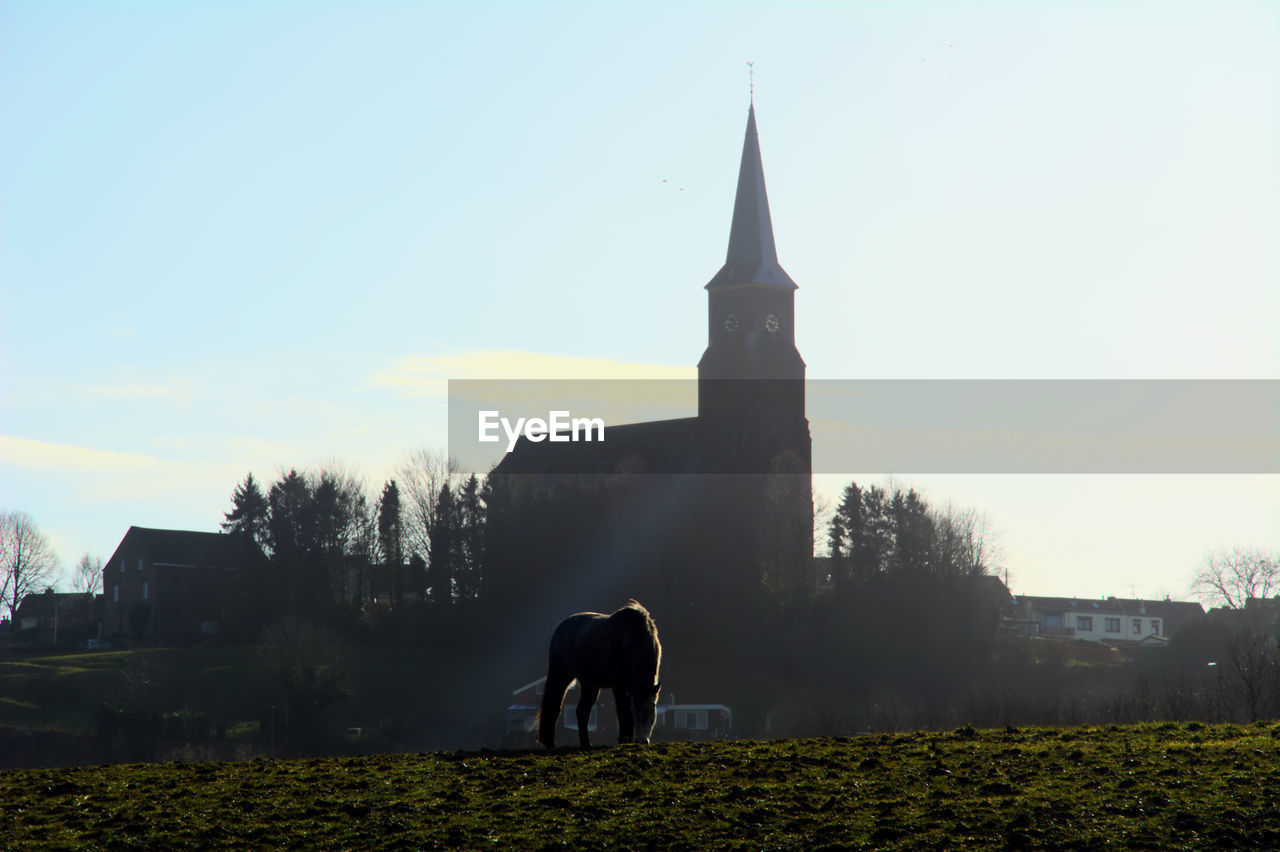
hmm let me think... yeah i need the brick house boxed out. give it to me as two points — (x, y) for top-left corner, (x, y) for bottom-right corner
(102, 526), (239, 643)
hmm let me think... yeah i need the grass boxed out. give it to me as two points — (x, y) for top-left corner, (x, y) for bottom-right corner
(3, 722), (1279, 849)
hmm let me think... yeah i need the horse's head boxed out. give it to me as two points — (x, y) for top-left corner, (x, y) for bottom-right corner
(632, 682), (662, 744)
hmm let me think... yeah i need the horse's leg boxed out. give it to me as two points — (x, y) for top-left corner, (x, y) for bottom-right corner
(576, 683), (600, 749)
(538, 667), (573, 749)
(614, 686), (634, 744)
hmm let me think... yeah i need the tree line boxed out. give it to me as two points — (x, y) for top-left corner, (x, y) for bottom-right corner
(216, 453), (487, 638)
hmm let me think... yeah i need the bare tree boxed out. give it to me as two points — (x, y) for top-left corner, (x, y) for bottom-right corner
(0, 511), (61, 622)
(396, 449), (456, 568)
(812, 489), (834, 558)
(73, 553), (104, 595)
(1191, 547), (1280, 721)
(1191, 546), (1280, 610)
(931, 502), (1003, 578)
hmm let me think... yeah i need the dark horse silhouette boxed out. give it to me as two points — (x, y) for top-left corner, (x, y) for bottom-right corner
(537, 600), (662, 749)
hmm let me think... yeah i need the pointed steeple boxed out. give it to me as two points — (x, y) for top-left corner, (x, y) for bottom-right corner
(705, 104), (797, 290)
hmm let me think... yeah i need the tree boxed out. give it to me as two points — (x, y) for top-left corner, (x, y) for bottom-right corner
(889, 487), (934, 577)
(427, 483), (457, 605)
(396, 449), (455, 571)
(267, 470), (313, 568)
(377, 480), (403, 569)
(73, 553), (104, 595)
(930, 503), (1002, 578)
(1190, 548), (1280, 722)
(377, 479), (404, 607)
(1, 511), (60, 623)
(308, 466), (374, 612)
(1191, 547), (1280, 610)
(222, 472), (270, 551)
(267, 469), (314, 614)
(455, 474), (486, 602)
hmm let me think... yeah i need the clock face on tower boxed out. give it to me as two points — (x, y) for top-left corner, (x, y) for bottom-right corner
(723, 313), (740, 332)
(764, 313), (780, 334)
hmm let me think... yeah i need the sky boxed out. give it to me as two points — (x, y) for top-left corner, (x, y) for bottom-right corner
(2, 1), (1276, 603)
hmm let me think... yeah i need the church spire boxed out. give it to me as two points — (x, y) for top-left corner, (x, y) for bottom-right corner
(705, 104), (797, 290)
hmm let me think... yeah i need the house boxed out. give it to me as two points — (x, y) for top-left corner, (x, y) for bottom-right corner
(506, 677), (733, 744)
(1006, 594), (1205, 644)
(102, 526), (240, 643)
(11, 589), (97, 647)
(507, 676), (610, 740)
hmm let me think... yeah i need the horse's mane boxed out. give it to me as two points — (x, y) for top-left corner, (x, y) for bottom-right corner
(610, 600), (661, 677)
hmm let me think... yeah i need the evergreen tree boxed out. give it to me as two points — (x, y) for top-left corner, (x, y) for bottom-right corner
(427, 483), (457, 606)
(221, 473), (270, 551)
(829, 482), (861, 592)
(267, 470), (314, 615)
(890, 488), (935, 577)
(377, 480), (404, 606)
(307, 468), (374, 614)
(456, 474), (485, 602)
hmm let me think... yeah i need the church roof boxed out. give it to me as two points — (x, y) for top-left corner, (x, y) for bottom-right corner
(493, 417), (700, 475)
(705, 104), (797, 291)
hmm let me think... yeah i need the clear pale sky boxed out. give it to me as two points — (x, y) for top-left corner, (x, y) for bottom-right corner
(2, 1), (1276, 602)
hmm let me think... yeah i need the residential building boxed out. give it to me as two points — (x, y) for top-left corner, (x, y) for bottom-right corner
(102, 526), (240, 643)
(507, 676), (732, 744)
(10, 589), (97, 647)
(1006, 594), (1204, 644)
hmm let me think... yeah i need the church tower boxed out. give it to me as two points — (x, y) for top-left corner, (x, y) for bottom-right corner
(697, 104), (810, 475)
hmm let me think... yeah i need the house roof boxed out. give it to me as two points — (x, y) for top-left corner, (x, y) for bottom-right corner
(108, 526), (236, 568)
(1011, 594), (1205, 632)
(15, 590), (93, 618)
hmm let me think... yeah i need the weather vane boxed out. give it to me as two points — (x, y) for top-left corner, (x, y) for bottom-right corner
(747, 61), (755, 104)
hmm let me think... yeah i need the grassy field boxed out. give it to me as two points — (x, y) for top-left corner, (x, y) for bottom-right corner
(3, 722), (1279, 849)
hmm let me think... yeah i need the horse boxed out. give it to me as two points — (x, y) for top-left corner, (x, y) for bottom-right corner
(537, 600), (662, 749)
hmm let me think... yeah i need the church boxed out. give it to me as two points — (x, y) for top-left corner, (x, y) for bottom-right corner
(486, 103), (815, 638)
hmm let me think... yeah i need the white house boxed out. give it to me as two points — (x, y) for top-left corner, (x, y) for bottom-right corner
(506, 677), (733, 743)
(1007, 595), (1204, 644)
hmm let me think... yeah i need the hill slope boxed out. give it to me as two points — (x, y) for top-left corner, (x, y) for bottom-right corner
(3, 723), (1279, 849)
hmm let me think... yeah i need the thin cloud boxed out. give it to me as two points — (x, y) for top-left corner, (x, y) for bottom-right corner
(370, 349), (695, 397)
(1, 435), (176, 474)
